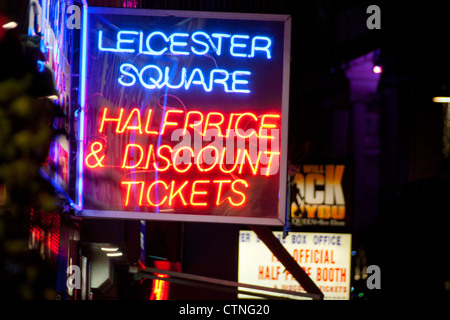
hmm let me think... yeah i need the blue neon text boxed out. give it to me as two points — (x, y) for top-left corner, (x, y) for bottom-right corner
(118, 63), (251, 93)
(98, 30), (272, 59)
(99, 29), (272, 93)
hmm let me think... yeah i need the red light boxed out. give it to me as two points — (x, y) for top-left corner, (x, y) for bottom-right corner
(150, 261), (181, 300)
(29, 209), (60, 258)
(120, 178), (250, 208)
(150, 274), (169, 300)
(90, 106), (282, 212)
(373, 65), (382, 74)
(97, 106), (281, 138)
(85, 141), (105, 168)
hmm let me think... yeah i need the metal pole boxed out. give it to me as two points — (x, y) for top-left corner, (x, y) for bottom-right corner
(249, 225), (324, 300)
(140, 267), (321, 299)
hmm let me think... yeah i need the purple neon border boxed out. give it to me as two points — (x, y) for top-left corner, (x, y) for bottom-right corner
(75, 0), (88, 211)
(75, 7), (290, 225)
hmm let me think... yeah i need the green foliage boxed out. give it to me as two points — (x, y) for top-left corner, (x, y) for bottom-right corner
(0, 74), (57, 215)
(0, 68), (59, 300)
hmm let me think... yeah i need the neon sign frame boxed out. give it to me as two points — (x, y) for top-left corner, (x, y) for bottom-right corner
(75, 6), (291, 226)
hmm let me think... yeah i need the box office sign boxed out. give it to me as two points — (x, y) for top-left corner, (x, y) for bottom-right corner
(290, 164), (350, 228)
(238, 231), (352, 300)
(75, 7), (291, 225)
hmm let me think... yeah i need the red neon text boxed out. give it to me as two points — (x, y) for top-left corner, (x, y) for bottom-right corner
(119, 143), (279, 176)
(98, 107), (280, 139)
(121, 179), (249, 208)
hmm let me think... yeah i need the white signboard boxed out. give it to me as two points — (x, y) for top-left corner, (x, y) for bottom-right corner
(238, 231), (351, 300)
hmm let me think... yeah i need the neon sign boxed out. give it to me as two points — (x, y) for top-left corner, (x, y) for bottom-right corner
(98, 30), (272, 58)
(98, 28), (270, 93)
(76, 7), (291, 225)
(118, 64), (252, 93)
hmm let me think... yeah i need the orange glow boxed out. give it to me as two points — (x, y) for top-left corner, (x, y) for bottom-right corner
(258, 114), (280, 139)
(144, 109), (158, 134)
(183, 111), (203, 135)
(229, 179), (248, 206)
(99, 107), (124, 133)
(203, 112), (225, 136)
(225, 113), (238, 137)
(160, 109), (183, 135)
(155, 145), (172, 171)
(119, 179), (250, 208)
(122, 143), (144, 168)
(169, 180), (189, 206)
(213, 180), (231, 205)
(98, 108), (281, 138)
(121, 181), (145, 206)
(85, 141), (105, 168)
(190, 180), (209, 206)
(142, 144), (155, 169)
(219, 147), (241, 173)
(172, 146), (194, 173)
(150, 274), (169, 300)
(235, 112), (258, 138)
(196, 145), (219, 172)
(119, 108), (143, 134)
(264, 151), (280, 176)
(146, 180), (169, 206)
(93, 107), (282, 212)
(239, 149), (262, 175)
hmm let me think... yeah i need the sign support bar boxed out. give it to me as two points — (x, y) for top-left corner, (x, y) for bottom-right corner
(249, 225), (324, 300)
(139, 267), (322, 300)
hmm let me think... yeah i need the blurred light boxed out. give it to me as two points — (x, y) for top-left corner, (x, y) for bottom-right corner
(372, 65), (383, 74)
(150, 274), (169, 300)
(37, 60), (46, 73)
(2, 21), (18, 29)
(46, 94), (59, 101)
(358, 292), (365, 298)
(351, 250), (356, 256)
(101, 247), (119, 252)
(106, 252), (123, 257)
(433, 96), (450, 103)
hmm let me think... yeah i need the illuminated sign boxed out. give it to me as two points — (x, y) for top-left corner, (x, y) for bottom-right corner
(238, 231), (352, 300)
(31, 0), (72, 194)
(76, 7), (291, 225)
(291, 164), (350, 228)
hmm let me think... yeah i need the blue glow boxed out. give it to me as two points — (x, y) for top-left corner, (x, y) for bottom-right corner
(191, 31), (212, 55)
(98, 30), (118, 52)
(139, 64), (163, 89)
(98, 30), (141, 53)
(209, 69), (231, 92)
(96, 29), (273, 60)
(145, 31), (168, 55)
(118, 63), (251, 93)
(117, 30), (139, 53)
(41, 0), (47, 51)
(77, 0), (88, 211)
(169, 33), (189, 55)
(138, 31), (144, 53)
(185, 68), (208, 91)
(118, 63), (138, 86)
(230, 35), (249, 58)
(164, 66), (186, 89)
(232, 70), (251, 93)
(249, 36), (272, 59)
(211, 33), (230, 56)
(37, 60), (46, 73)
